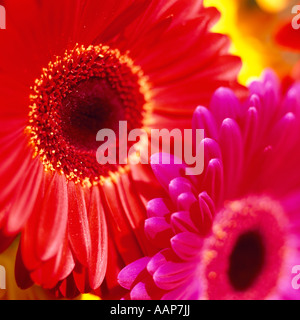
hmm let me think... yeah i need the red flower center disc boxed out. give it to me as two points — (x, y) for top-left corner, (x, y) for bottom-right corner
(26, 44), (150, 187)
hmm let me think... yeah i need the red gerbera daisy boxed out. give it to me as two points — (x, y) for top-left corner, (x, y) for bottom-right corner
(0, 0), (244, 298)
(119, 70), (300, 300)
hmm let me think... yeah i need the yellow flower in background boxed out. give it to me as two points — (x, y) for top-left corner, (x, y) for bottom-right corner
(79, 294), (101, 300)
(204, 0), (300, 84)
(256, 0), (291, 13)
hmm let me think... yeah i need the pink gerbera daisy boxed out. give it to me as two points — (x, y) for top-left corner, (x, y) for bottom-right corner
(118, 70), (300, 300)
(0, 0), (244, 298)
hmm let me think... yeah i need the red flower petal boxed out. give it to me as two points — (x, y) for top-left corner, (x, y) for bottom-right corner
(5, 158), (44, 235)
(35, 174), (68, 261)
(67, 181), (91, 267)
(102, 178), (145, 264)
(30, 235), (75, 289)
(87, 187), (108, 289)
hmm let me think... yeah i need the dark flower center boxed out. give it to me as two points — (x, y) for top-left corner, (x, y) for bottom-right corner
(26, 44), (150, 186)
(228, 231), (265, 291)
(203, 196), (287, 300)
(60, 78), (127, 151)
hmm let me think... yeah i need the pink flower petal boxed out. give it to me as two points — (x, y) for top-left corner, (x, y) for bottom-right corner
(209, 87), (240, 126)
(161, 280), (202, 300)
(151, 153), (187, 191)
(144, 217), (174, 248)
(202, 158), (224, 206)
(171, 211), (199, 234)
(219, 118), (243, 198)
(147, 249), (177, 276)
(118, 257), (150, 290)
(169, 177), (193, 204)
(192, 106), (218, 139)
(177, 191), (197, 211)
(171, 232), (203, 261)
(153, 260), (195, 290)
(147, 198), (171, 218)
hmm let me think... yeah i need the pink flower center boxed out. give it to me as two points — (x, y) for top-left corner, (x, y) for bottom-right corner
(26, 44), (150, 187)
(202, 196), (288, 300)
